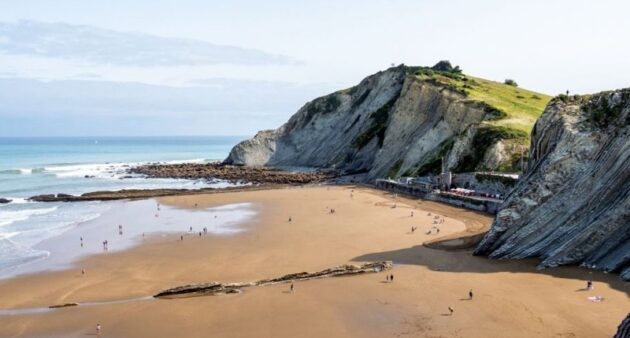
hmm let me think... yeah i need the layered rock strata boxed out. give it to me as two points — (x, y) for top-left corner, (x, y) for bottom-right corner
(475, 90), (630, 280)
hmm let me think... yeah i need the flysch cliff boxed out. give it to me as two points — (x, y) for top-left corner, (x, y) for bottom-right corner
(225, 63), (550, 180)
(475, 89), (630, 280)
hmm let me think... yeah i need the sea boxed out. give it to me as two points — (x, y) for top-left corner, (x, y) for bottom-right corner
(0, 136), (245, 274)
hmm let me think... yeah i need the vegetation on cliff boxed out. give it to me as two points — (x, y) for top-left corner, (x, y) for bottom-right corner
(410, 64), (551, 135)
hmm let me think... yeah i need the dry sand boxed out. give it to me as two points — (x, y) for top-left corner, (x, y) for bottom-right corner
(0, 186), (627, 337)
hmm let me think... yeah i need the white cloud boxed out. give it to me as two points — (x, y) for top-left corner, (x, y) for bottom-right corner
(0, 20), (298, 67)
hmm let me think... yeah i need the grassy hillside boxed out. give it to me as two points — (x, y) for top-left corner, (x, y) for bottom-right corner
(410, 64), (551, 136)
(400, 62), (552, 172)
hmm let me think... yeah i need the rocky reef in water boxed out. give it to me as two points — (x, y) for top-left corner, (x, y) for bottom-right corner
(475, 89), (630, 280)
(131, 163), (334, 184)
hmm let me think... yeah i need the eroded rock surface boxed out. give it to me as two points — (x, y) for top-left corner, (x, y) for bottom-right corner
(225, 65), (529, 179)
(154, 261), (392, 299)
(614, 313), (630, 338)
(475, 90), (630, 280)
(131, 163), (333, 184)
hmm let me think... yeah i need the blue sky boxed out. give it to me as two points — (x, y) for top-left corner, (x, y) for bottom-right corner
(0, 0), (628, 136)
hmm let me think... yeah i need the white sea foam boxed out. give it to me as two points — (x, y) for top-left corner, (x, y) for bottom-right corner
(0, 207), (58, 227)
(43, 158), (209, 179)
(0, 232), (19, 240)
(4, 197), (31, 204)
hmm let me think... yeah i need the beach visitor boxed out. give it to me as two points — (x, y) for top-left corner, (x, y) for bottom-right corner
(288, 217), (292, 222)
(469, 289), (473, 300)
(199, 232), (202, 237)
(390, 274), (394, 282)
(82, 268), (85, 275)
(189, 226), (193, 232)
(96, 323), (101, 335)
(180, 235), (184, 241)
(587, 280), (593, 290)
(290, 283), (294, 293)
(448, 306), (454, 315)
(80, 237), (83, 247)
(410, 211), (414, 217)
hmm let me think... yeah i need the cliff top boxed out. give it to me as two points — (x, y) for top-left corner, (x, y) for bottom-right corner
(407, 63), (551, 135)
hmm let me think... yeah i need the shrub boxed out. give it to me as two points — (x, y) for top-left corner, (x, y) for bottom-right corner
(504, 79), (518, 87)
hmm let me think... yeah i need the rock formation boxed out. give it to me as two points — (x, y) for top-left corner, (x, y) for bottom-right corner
(475, 89), (630, 280)
(131, 163), (333, 184)
(614, 313), (630, 338)
(154, 261), (392, 299)
(225, 64), (545, 180)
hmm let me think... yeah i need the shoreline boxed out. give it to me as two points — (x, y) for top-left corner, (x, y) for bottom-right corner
(0, 198), (257, 279)
(0, 186), (627, 337)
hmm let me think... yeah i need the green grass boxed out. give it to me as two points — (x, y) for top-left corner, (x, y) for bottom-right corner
(413, 71), (551, 134)
(453, 125), (529, 172)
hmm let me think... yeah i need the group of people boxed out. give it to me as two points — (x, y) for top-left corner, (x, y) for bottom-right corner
(181, 225), (209, 240)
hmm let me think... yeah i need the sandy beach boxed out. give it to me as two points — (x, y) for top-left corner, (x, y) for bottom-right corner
(0, 186), (627, 337)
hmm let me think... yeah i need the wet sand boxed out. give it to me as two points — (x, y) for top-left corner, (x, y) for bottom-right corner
(0, 186), (627, 337)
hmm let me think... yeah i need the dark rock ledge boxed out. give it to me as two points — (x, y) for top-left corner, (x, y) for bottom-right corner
(154, 261), (392, 299)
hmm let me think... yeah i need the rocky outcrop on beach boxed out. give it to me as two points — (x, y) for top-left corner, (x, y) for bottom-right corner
(475, 89), (630, 280)
(132, 163), (333, 184)
(154, 261), (392, 299)
(614, 313), (630, 338)
(225, 63), (545, 180)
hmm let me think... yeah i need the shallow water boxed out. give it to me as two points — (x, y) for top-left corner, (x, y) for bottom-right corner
(0, 199), (257, 278)
(0, 136), (248, 274)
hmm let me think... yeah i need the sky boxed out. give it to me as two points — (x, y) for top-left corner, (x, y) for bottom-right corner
(0, 0), (628, 136)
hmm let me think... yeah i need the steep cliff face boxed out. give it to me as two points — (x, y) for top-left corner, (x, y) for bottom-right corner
(225, 65), (546, 178)
(475, 89), (630, 280)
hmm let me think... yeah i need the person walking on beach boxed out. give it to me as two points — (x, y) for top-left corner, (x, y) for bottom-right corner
(587, 280), (593, 290)
(180, 235), (184, 241)
(290, 283), (294, 293)
(390, 274), (394, 282)
(288, 216), (292, 222)
(189, 226), (193, 232)
(96, 323), (101, 335)
(82, 268), (85, 276)
(448, 306), (454, 315)
(410, 211), (414, 217)
(469, 289), (473, 300)
(80, 236), (83, 247)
